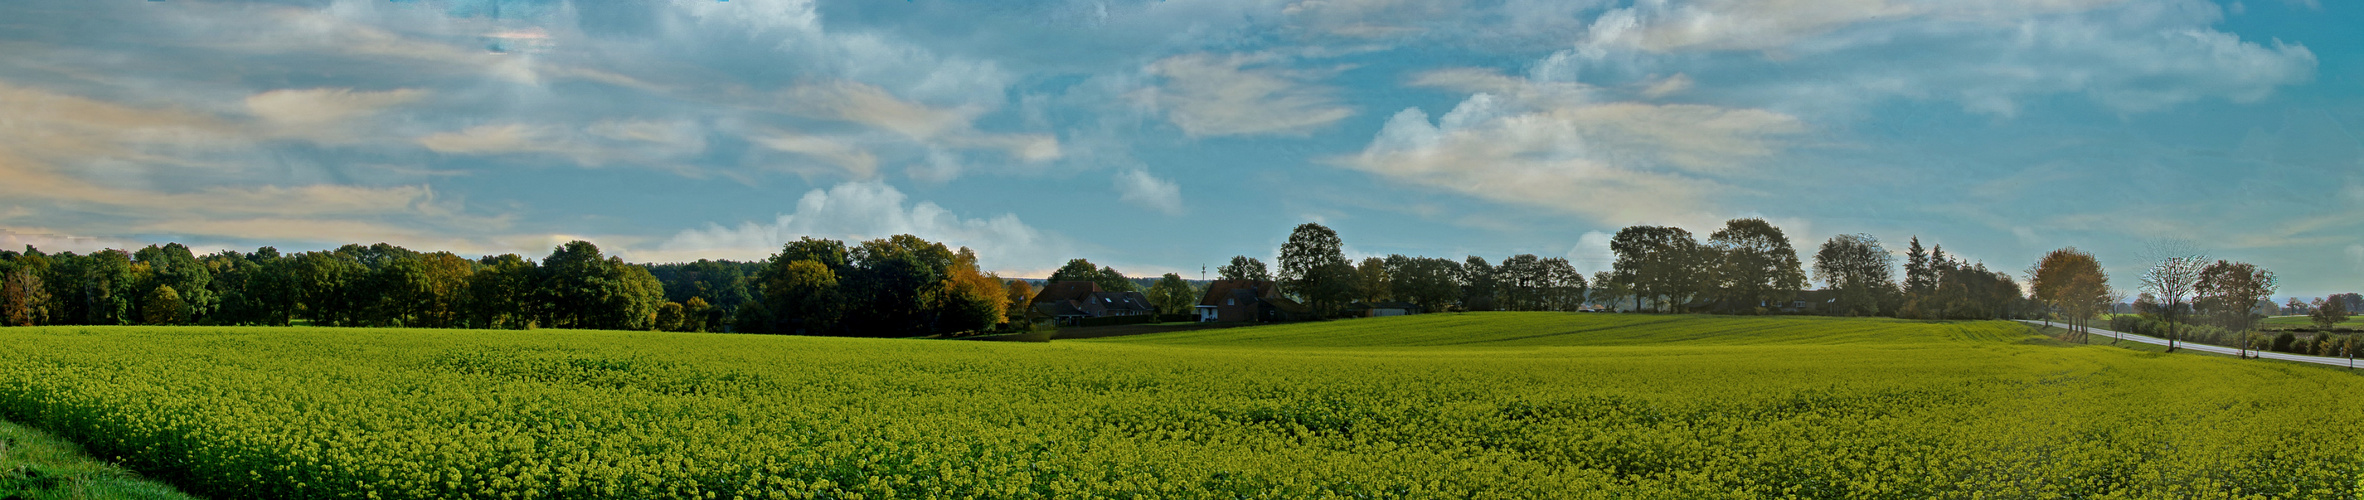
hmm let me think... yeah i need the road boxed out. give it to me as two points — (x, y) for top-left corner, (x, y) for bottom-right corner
(2018, 320), (2361, 369)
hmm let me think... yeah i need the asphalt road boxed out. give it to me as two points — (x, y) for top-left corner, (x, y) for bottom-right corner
(2018, 320), (2362, 369)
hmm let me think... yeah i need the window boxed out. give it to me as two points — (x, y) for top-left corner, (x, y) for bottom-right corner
(1227, 299), (1235, 305)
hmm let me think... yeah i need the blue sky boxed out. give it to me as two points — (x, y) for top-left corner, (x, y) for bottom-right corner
(1, 0), (2359, 299)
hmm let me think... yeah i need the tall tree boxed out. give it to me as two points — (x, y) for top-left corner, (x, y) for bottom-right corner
(1813, 234), (1895, 317)
(761, 253), (844, 335)
(2138, 243), (2207, 351)
(844, 235), (958, 337)
(1610, 226), (1703, 313)
(1277, 223), (1353, 317)
(1589, 271), (1628, 312)
(1217, 256), (1272, 282)
(2028, 248), (2112, 342)
(468, 254), (539, 329)
(1147, 273), (1200, 315)
(1384, 255), (1461, 313)
(134, 243), (213, 324)
(1903, 236), (1933, 297)
(293, 251), (363, 326)
(1707, 219), (1807, 313)
(1351, 257), (1391, 305)
(1459, 256), (1497, 311)
(1, 265), (50, 326)
(2194, 260), (2276, 336)
(938, 248), (1009, 334)
(1046, 258), (1138, 292)
(1003, 279), (1036, 324)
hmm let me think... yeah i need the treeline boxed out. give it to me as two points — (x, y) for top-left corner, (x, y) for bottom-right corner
(0, 235), (1018, 336)
(1225, 220), (2033, 321)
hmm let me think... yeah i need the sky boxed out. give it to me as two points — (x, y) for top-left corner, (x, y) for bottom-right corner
(1, 0), (2360, 299)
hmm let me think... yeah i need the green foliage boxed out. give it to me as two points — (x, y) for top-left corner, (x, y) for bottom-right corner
(1706, 218), (1808, 313)
(1277, 223), (1352, 317)
(139, 285), (184, 325)
(1046, 258), (1137, 293)
(1611, 226), (1704, 313)
(1813, 234), (1895, 317)
(1215, 256), (1269, 282)
(1145, 273), (1198, 315)
(0, 418), (196, 500)
(1, 316), (2360, 498)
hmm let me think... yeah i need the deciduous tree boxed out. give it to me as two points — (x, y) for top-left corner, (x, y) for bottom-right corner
(1611, 226), (1703, 313)
(2138, 242), (2207, 351)
(2028, 248), (2112, 342)
(1218, 256), (1271, 282)
(1147, 273), (1199, 315)
(2194, 260), (2275, 356)
(1708, 219), (1807, 314)
(1278, 223), (1353, 317)
(1813, 234), (1895, 317)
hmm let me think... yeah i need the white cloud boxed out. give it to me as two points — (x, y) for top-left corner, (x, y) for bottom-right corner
(1114, 169), (1185, 215)
(774, 81), (1062, 167)
(1567, 230), (1616, 275)
(0, 227), (140, 255)
(418, 124), (554, 155)
(750, 129), (881, 180)
(1555, 0), (2315, 117)
(1141, 53), (1356, 137)
(1333, 68), (1802, 226)
(647, 181), (1071, 272)
(244, 87), (428, 143)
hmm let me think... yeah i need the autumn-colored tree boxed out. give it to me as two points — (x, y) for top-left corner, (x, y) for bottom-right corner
(940, 248), (1010, 334)
(2029, 248), (2112, 343)
(2, 266), (51, 326)
(1002, 279), (1035, 324)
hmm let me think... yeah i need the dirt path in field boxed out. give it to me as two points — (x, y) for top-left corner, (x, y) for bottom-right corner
(2020, 320), (2362, 369)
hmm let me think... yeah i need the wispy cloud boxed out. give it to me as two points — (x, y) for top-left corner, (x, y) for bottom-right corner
(1140, 53), (1356, 137)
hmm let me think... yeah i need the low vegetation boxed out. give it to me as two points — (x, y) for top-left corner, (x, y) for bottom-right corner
(2, 314), (2359, 498)
(0, 418), (195, 500)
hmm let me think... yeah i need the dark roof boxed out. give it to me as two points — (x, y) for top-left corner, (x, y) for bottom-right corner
(1262, 295), (1309, 313)
(1034, 301), (1087, 318)
(1089, 291), (1156, 313)
(1198, 279), (1271, 306)
(1032, 281), (1102, 305)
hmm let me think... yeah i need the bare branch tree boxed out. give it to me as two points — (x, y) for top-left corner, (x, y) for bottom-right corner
(2137, 240), (2206, 351)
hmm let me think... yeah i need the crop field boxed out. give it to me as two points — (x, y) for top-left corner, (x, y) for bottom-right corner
(1, 313), (2361, 499)
(2262, 315), (2364, 328)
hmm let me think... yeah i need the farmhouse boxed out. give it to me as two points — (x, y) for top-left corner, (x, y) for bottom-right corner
(1194, 279), (1309, 322)
(1030, 281), (1157, 326)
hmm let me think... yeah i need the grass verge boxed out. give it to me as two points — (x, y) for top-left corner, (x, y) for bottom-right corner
(0, 418), (197, 500)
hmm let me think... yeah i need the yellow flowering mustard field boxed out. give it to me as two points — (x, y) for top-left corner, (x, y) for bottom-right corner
(1, 313), (2359, 499)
